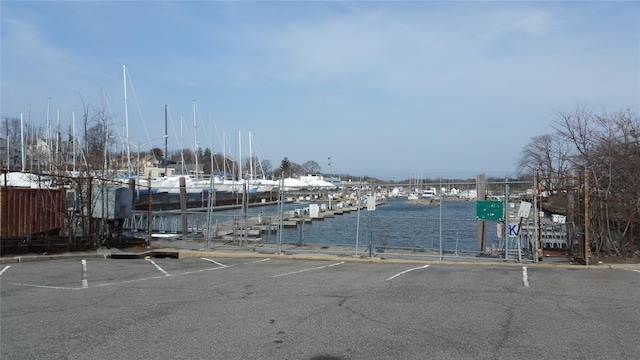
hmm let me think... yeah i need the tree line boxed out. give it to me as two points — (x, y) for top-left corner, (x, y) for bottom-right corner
(517, 105), (639, 257)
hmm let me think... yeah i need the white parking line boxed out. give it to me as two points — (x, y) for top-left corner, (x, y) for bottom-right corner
(146, 259), (171, 276)
(633, 270), (640, 274)
(8, 259), (232, 291)
(91, 275), (171, 288)
(273, 261), (345, 278)
(387, 265), (429, 281)
(245, 258), (271, 265)
(201, 258), (228, 267)
(0, 265), (11, 276)
(81, 259), (89, 288)
(8, 283), (80, 290)
(522, 266), (530, 287)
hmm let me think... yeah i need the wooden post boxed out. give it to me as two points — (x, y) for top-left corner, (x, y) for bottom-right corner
(180, 177), (187, 240)
(128, 178), (136, 207)
(147, 175), (152, 245)
(87, 175), (93, 245)
(584, 168), (589, 265)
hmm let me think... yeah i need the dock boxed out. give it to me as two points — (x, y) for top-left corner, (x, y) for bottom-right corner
(125, 199), (384, 242)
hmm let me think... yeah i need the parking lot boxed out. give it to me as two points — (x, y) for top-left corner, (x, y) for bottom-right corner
(2, 256), (640, 359)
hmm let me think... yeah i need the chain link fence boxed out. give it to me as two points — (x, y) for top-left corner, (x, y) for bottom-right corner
(123, 179), (577, 263)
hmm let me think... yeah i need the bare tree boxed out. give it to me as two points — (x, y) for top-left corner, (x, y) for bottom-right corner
(6, 117), (22, 144)
(588, 109), (640, 255)
(260, 159), (273, 176)
(552, 103), (597, 171)
(517, 133), (570, 192)
(84, 121), (117, 170)
(302, 160), (321, 174)
(290, 162), (304, 177)
(549, 105), (640, 256)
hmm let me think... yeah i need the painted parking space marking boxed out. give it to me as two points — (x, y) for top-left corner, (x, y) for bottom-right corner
(176, 265), (232, 276)
(10, 262), (231, 290)
(81, 260), (89, 288)
(272, 261), (345, 278)
(8, 283), (80, 290)
(201, 258), (228, 267)
(146, 258), (171, 276)
(90, 274), (175, 288)
(245, 258), (271, 265)
(387, 265), (429, 281)
(0, 265), (11, 276)
(522, 266), (530, 287)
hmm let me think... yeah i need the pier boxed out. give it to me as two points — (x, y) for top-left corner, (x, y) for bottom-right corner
(124, 199), (384, 242)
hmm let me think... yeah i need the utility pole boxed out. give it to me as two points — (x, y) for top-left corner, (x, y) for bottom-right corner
(20, 113), (25, 172)
(584, 168), (589, 265)
(504, 178), (509, 261)
(5, 117), (9, 170)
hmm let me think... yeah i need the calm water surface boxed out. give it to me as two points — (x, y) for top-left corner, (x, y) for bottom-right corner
(214, 198), (488, 252)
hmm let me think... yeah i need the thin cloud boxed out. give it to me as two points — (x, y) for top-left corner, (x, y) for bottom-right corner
(1, 1), (637, 179)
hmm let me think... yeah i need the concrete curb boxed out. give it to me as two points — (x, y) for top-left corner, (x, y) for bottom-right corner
(1, 253), (110, 264)
(2, 248), (640, 270)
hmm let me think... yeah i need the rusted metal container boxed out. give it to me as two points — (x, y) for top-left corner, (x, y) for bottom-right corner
(0, 186), (66, 238)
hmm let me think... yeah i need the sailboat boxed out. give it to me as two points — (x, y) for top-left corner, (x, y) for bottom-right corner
(246, 132), (277, 193)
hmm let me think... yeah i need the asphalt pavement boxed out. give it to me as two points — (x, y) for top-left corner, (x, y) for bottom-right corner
(1, 248), (640, 359)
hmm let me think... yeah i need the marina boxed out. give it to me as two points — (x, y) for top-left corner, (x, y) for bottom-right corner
(121, 196), (573, 262)
(1, 169), (573, 262)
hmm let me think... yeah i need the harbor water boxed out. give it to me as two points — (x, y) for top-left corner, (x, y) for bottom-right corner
(210, 197), (487, 254)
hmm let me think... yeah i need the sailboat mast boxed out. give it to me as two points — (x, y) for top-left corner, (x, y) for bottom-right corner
(123, 64), (131, 176)
(20, 113), (25, 172)
(180, 115), (185, 175)
(237, 131), (242, 180)
(56, 108), (61, 167)
(249, 131), (253, 181)
(28, 104), (32, 171)
(72, 111), (76, 172)
(193, 100), (198, 181)
(164, 105), (168, 176)
(46, 98), (51, 172)
(101, 88), (107, 174)
(222, 132), (226, 177)
(209, 113), (214, 176)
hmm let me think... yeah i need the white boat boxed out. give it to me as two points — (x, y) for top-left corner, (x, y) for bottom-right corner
(157, 175), (202, 194)
(248, 176), (277, 193)
(0, 172), (52, 188)
(422, 187), (437, 198)
(299, 174), (337, 189)
(283, 177), (308, 191)
(407, 187), (440, 205)
(193, 176), (233, 194)
(133, 176), (166, 194)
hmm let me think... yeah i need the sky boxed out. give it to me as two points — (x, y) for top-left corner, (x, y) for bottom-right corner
(1, 1), (638, 181)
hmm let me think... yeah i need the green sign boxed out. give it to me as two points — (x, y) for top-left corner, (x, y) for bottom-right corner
(476, 200), (504, 221)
